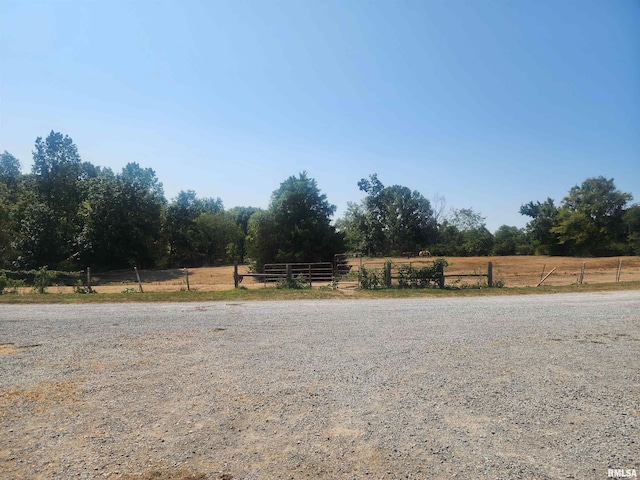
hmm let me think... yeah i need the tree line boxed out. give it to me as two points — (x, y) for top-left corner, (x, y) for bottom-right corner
(1, 132), (638, 272)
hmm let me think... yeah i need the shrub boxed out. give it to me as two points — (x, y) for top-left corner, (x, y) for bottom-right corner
(396, 258), (448, 289)
(73, 280), (95, 294)
(33, 266), (55, 294)
(359, 266), (382, 290)
(0, 274), (22, 295)
(276, 274), (310, 289)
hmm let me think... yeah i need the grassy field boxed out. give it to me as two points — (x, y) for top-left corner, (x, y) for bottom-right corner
(1, 256), (639, 304)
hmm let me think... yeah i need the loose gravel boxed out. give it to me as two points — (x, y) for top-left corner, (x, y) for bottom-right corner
(1, 291), (639, 480)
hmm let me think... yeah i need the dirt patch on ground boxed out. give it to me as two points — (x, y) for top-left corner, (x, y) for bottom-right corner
(0, 344), (16, 355)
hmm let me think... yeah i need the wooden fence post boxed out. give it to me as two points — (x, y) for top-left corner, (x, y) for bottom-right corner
(616, 259), (622, 282)
(536, 267), (556, 287)
(286, 264), (292, 284)
(579, 262), (585, 284)
(234, 262), (239, 288)
(87, 267), (91, 291)
(384, 262), (391, 288)
(438, 263), (445, 289)
(134, 266), (144, 293)
(487, 261), (493, 288)
(184, 268), (190, 291)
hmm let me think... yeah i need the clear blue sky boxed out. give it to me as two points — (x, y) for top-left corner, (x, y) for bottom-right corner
(1, 0), (639, 232)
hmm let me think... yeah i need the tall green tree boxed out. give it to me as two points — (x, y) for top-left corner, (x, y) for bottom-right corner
(32, 131), (83, 215)
(81, 163), (166, 269)
(227, 206), (261, 263)
(448, 208), (486, 232)
(246, 172), (343, 269)
(165, 190), (223, 266)
(551, 177), (631, 255)
(623, 205), (640, 255)
(434, 208), (493, 256)
(0, 151), (21, 190)
(341, 174), (437, 255)
(519, 198), (560, 255)
(16, 132), (88, 268)
(190, 212), (244, 266)
(492, 225), (530, 255)
(0, 152), (22, 267)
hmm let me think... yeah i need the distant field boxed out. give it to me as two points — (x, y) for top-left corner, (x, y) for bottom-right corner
(24, 255), (640, 294)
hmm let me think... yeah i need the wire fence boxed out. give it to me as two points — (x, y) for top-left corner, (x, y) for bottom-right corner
(2, 256), (640, 294)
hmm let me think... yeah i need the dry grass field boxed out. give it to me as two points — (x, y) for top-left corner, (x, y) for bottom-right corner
(32, 255), (638, 294)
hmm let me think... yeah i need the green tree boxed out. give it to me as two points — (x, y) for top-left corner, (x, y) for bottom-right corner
(227, 206), (261, 263)
(81, 163), (166, 269)
(0, 151), (21, 189)
(15, 132), (88, 268)
(246, 210), (279, 270)
(492, 225), (530, 256)
(335, 202), (368, 254)
(519, 198), (560, 255)
(432, 220), (464, 256)
(343, 174), (437, 255)
(165, 190), (223, 266)
(461, 226), (493, 256)
(623, 205), (640, 255)
(190, 212), (244, 265)
(246, 172), (343, 270)
(449, 208), (485, 232)
(32, 131), (83, 215)
(551, 177), (631, 255)
(436, 208), (493, 256)
(0, 152), (22, 267)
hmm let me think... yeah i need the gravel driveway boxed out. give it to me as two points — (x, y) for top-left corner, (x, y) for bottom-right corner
(1, 291), (638, 480)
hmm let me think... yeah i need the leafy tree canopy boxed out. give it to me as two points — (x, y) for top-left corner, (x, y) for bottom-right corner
(247, 172), (343, 269)
(342, 173), (436, 255)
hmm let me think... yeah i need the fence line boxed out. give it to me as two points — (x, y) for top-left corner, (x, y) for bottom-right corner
(3, 257), (639, 294)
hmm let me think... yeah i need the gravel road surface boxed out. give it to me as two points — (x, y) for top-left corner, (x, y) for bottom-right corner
(1, 291), (639, 480)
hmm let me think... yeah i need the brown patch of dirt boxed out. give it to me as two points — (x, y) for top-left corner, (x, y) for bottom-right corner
(0, 344), (16, 355)
(0, 378), (84, 416)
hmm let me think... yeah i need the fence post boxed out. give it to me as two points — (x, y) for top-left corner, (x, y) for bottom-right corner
(234, 262), (239, 288)
(579, 262), (585, 284)
(286, 264), (292, 284)
(384, 262), (392, 288)
(616, 259), (622, 282)
(134, 266), (144, 293)
(184, 268), (190, 291)
(487, 261), (493, 288)
(86, 267), (91, 291)
(437, 263), (445, 289)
